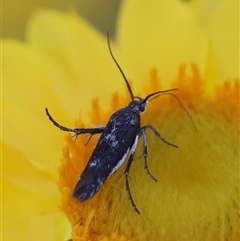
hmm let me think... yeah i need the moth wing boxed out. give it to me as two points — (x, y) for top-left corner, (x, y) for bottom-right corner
(73, 108), (140, 202)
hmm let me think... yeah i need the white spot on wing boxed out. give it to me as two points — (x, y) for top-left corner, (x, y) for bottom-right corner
(112, 141), (119, 148)
(97, 177), (103, 186)
(109, 148), (130, 176)
(105, 133), (116, 141)
(108, 135), (139, 177)
(130, 119), (135, 125)
(130, 135), (139, 154)
(89, 161), (97, 167)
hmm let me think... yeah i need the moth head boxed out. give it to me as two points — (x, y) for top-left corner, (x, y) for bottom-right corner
(128, 97), (146, 113)
(128, 89), (179, 114)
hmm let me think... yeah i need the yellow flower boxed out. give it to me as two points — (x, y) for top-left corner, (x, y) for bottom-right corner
(2, 0), (239, 241)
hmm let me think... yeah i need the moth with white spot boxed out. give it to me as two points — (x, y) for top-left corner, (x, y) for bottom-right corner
(45, 33), (196, 214)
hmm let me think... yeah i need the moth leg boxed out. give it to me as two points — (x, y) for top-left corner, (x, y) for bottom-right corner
(124, 135), (140, 214)
(140, 128), (157, 182)
(83, 128), (104, 146)
(45, 108), (105, 142)
(142, 125), (178, 148)
(84, 133), (93, 146)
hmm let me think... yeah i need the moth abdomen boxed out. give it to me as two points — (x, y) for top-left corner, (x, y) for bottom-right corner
(73, 174), (105, 202)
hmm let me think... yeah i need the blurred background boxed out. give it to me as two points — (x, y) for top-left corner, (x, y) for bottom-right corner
(2, 0), (122, 40)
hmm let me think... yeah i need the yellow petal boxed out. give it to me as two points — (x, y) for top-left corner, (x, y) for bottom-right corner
(3, 39), (81, 120)
(207, 0), (239, 81)
(3, 142), (59, 214)
(3, 101), (64, 178)
(3, 142), (70, 240)
(117, 0), (209, 88)
(26, 10), (131, 116)
(3, 211), (70, 241)
(189, 0), (239, 83)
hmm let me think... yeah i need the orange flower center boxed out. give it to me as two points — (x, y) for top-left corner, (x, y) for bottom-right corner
(57, 64), (239, 241)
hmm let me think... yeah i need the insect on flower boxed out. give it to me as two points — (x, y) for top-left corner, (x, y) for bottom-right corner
(45, 33), (196, 214)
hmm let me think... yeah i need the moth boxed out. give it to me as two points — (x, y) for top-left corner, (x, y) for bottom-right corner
(45, 33), (196, 214)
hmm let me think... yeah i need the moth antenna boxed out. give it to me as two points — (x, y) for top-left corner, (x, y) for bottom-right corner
(143, 88), (179, 103)
(149, 92), (197, 131)
(107, 31), (134, 100)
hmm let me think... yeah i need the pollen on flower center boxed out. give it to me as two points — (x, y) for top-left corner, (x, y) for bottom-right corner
(58, 65), (239, 241)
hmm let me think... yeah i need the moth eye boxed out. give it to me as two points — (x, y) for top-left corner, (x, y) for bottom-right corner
(139, 104), (146, 112)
